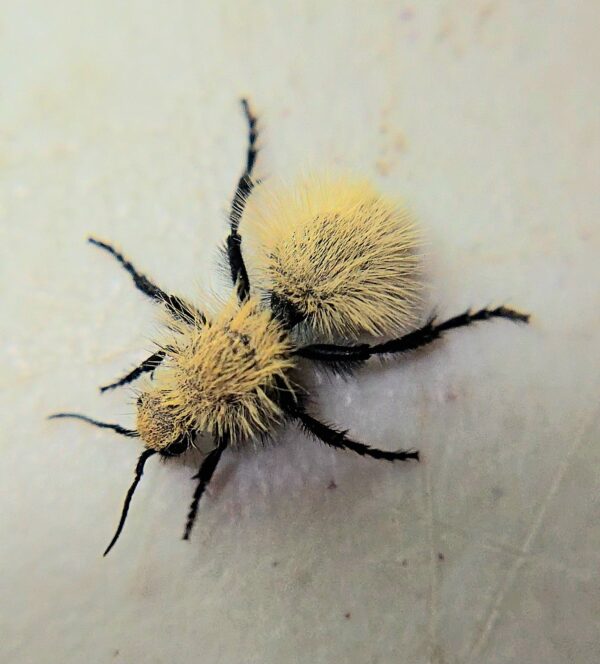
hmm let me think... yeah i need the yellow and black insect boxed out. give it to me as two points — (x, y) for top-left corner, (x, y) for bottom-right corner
(50, 100), (529, 555)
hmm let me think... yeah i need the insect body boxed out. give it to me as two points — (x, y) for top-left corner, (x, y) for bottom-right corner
(137, 295), (296, 449)
(50, 100), (529, 555)
(242, 175), (421, 337)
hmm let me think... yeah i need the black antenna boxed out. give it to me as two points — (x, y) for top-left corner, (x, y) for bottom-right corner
(104, 449), (157, 556)
(48, 412), (139, 438)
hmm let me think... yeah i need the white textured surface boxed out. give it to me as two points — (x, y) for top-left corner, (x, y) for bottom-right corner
(2, 2), (599, 663)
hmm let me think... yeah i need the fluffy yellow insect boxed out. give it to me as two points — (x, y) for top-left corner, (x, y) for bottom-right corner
(50, 100), (529, 555)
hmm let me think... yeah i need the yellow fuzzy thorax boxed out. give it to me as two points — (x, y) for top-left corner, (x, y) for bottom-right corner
(136, 296), (296, 450)
(242, 175), (422, 338)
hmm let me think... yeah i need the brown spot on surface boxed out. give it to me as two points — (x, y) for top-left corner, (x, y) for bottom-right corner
(376, 158), (392, 176)
(327, 480), (337, 490)
(436, 19), (453, 42)
(491, 485), (504, 500)
(438, 552), (445, 561)
(344, 612), (351, 619)
(477, 2), (496, 26)
(393, 132), (407, 152)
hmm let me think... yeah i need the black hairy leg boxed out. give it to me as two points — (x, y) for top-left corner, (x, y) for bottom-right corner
(229, 99), (258, 233)
(296, 306), (530, 367)
(183, 437), (229, 541)
(227, 99), (259, 302)
(290, 406), (419, 462)
(100, 351), (166, 393)
(103, 448), (157, 556)
(48, 412), (139, 438)
(88, 238), (201, 324)
(226, 232), (250, 302)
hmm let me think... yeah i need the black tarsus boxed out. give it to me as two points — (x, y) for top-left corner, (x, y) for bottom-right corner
(100, 351), (166, 393)
(230, 98), (258, 233)
(182, 437), (229, 541)
(242, 98), (258, 173)
(88, 237), (201, 325)
(296, 306), (530, 366)
(48, 412), (139, 438)
(227, 98), (259, 302)
(88, 237), (164, 300)
(103, 448), (157, 556)
(289, 406), (419, 462)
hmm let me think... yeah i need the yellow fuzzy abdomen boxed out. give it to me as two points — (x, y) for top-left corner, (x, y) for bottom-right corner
(242, 175), (422, 338)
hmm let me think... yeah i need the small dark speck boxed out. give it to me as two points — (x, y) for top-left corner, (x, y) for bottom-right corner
(344, 612), (351, 619)
(327, 480), (337, 490)
(438, 552), (445, 561)
(272, 561), (279, 567)
(113, 650), (120, 658)
(445, 390), (458, 402)
(401, 559), (408, 567)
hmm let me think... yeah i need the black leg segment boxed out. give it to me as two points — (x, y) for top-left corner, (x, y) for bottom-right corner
(88, 238), (201, 324)
(100, 351), (166, 393)
(182, 437), (229, 541)
(296, 306), (530, 367)
(292, 407), (419, 462)
(229, 99), (259, 233)
(226, 99), (259, 301)
(227, 232), (251, 302)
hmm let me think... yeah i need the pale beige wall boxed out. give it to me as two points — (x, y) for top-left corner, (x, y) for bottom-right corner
(1, 2), (599, 663)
